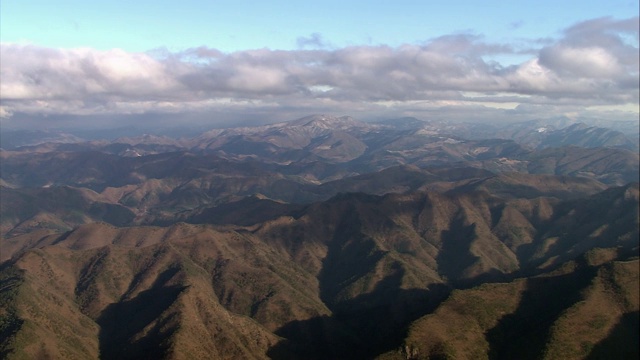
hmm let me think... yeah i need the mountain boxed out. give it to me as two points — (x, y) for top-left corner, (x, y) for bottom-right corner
(190, 115), (373, 164)
(0, 223), (285, 359)
(4, 115), (637, 186)
(1, 114), (638, 359)
(441, 172), (608, 200)
(524, 146), (639, 186)
(0, 155), (614, 237)
(2, 183), (637, 359)
(0, 185), (135, 239)
(382, 252), (639, 360)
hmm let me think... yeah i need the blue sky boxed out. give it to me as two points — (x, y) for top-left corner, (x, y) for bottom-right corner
(3, 0), (637, 52)
(1, 1), (638, 128)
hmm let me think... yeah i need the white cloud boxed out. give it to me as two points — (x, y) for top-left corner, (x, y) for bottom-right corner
(0, 106), (12, 118)
(509, 59), (559, 91)
(0, 17), (637, 125)
(0, 45), (182, 101)
(226, 65), (289, 92)
(540, 46), (623, 78)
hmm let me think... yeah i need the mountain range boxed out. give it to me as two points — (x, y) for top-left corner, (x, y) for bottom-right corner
(1, 114), (638, 359)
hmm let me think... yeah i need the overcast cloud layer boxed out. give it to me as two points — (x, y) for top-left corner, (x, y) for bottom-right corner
(1, 17), (638, 128)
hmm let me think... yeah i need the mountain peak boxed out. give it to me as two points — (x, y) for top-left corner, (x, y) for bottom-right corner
(286, 114), (369, 130)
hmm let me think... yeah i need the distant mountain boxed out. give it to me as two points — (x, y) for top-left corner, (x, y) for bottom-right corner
(490, 121), (638, 152)
(4, 115), (636, 183)
(286, 114), (372, 131)
(189, 115), (374, 163)
(537, 123), (638, 151)
(0, 129), (85, 150)
(0, 116), (637, 237)
(0, 150), (622, 237)
(372, 117), (432, 130)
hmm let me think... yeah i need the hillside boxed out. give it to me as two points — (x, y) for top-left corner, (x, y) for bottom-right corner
(1, 182), (637, 359)
(382, 253), (639, 360)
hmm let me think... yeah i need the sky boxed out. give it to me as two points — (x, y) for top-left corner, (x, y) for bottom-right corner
(1, 0), (638, 130)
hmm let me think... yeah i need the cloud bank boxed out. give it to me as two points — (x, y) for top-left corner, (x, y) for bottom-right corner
(1, 17), (638, 127)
